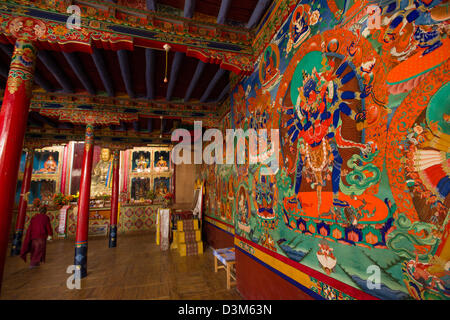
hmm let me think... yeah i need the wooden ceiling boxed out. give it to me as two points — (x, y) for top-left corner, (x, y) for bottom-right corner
(157, 0), (261, 24)
(0, 45), (229, 102)
(0, 1), (275, 101)
(0, 0), (275, 147)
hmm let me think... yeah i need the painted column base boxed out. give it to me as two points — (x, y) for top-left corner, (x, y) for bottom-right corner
(74, 243), (88, 278)
(10, 230), (23, 256)
(109, 225), (117, 248)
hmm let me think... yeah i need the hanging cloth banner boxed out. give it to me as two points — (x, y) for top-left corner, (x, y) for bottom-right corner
(57, 205), (70, 237)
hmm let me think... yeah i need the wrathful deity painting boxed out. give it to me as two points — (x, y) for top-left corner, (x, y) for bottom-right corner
(203, 0), (450, 300)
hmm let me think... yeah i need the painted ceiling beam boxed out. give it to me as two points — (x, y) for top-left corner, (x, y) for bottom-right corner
(166, 52), (184, 101)
(38, 50), (74, 93)
(145, 0), (194, 102)
(91, 47), (115, 97)
(217, 0), (232, 25)
(132, 121), (139, 132)
(25, 91), (218, 119)
(147, 118), (153, 133)
(30, 70), (55, 93)
(183, 60), (205, 102)
(184, 0), (196, 18)
(27, 116), (42, 127)
(32, 112), (58, 128)
(161, 118), (166, 133)
(0, 43), (54, 92)
(200, 68), (226, 103)
(246, 0), (271, 29)
(63, 52), (96, 95)
(146, 0), (157, 11)
(58, 122), (74, 129)
(118, 121), (127, 131)
(216, 83), (230, 102)
(145, 48), (155, 100)
(28, 112), (45, 127)
(0, 2), (252, 58)
(117, 50), (135, 99)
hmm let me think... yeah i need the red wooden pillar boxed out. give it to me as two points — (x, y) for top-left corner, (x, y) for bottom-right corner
(11, 149), (35, 256)
(109, 150), (120, 248)
(74, 124), (94, 278)
(0, 40), (37, 292)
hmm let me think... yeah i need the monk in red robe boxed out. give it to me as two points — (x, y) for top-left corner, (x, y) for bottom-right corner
(20, 206), (53, 268)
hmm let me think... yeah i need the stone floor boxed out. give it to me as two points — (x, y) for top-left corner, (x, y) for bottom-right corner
(0, 231), (242, 300)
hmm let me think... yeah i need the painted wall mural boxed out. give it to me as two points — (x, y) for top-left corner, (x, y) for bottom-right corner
(203, 0), (449, 300)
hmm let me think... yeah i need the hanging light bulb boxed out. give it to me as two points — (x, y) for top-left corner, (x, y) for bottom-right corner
(163, 44), (171, 84)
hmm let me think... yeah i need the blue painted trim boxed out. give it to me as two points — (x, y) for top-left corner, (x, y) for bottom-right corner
(26, 8), (68, 23)
(108, 26), (243, 52)
(204, 219), (234, 237)
(108, 26), (157, 39)
(206, 42), (243, 51)
(235, 246), (324, 300)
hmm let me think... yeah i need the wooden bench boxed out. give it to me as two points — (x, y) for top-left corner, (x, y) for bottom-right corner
(213, 247), (236, 289)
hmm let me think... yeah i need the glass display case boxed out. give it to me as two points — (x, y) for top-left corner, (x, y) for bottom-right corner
(16, 146), (64, 206)
(127, 146), (173, 204)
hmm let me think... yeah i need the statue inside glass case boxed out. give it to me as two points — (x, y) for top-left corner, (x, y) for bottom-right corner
(91, 148), (113, 197)
(37, 155), (57, 173)
(135, 154), (149, 172)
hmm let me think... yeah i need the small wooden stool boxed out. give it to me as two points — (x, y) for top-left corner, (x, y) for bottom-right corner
(213, 247), (236, 289)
